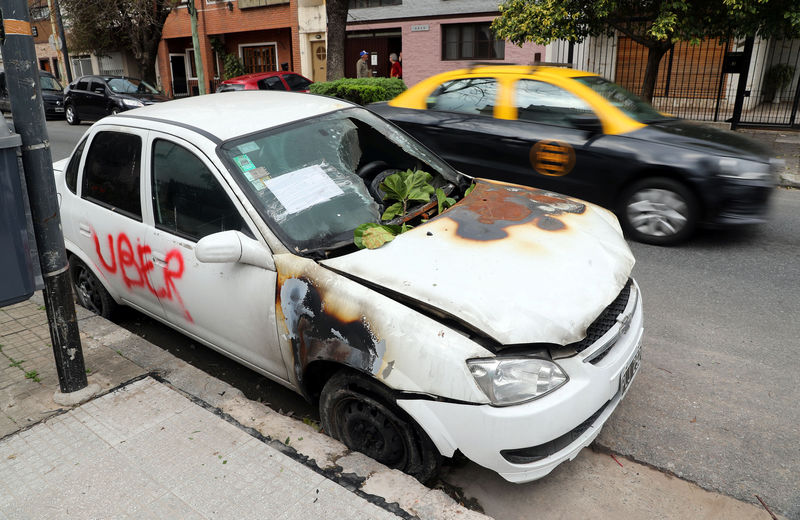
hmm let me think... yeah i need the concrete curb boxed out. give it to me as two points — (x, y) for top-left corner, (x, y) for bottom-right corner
(31, 293), (489, 520)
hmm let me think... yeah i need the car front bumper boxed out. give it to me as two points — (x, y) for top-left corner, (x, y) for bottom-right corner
(398, 279), (644, 483)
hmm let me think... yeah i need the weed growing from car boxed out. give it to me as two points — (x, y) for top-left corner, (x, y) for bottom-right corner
(354, 169), (462, 249)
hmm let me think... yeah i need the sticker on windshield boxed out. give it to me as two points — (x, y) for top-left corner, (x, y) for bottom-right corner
(266, 164), (344, 214)
(238, 142), (260, 154)
(244, 166), (271, 191)
(233, 154), (256, 172)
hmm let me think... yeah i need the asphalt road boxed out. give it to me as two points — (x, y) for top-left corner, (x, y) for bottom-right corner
(44, 118), (800, 518)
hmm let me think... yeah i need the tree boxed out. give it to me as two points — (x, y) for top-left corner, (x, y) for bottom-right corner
(492, 0), (800, 102)
(59, 0), (179, 84)
(326, 0), (349, 81)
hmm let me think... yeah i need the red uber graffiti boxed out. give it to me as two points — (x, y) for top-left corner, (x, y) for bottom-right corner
(92, 230), (193, 323)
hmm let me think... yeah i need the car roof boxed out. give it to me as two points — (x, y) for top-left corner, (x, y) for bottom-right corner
(442, 64), (598, 79)
(112, 91), (353, 142)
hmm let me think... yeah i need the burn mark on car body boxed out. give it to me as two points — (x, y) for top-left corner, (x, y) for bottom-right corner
(440, 181), (586, 240)
(279, 277), (385, 388)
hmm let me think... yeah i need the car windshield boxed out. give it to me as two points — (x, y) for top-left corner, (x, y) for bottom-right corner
(106, 77), (159, 95)
(219, 107), (463, 256)
(40, 75), (62, 92)
(573, 76), (669, 123)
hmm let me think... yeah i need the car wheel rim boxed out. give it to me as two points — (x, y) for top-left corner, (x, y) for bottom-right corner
(627, 188), (688, 237)
(75, 267), (103, 314)
(337, 398), (407, 467)
(66, 107), (73, 123)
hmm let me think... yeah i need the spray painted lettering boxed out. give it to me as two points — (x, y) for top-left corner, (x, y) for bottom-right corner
(92, 231), (193, 322)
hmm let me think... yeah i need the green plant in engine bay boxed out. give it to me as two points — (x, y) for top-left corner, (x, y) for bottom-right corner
(354, 169), (461, 249)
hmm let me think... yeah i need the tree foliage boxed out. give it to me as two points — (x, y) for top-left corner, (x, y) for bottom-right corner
(60, 0), (180, 84)
(493, 0), (800, 102)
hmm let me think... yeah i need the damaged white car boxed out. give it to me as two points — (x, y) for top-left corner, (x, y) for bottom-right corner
(54, 92), (643, 483)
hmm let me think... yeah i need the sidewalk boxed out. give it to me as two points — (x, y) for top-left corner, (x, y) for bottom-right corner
(0, 296), (487, 520)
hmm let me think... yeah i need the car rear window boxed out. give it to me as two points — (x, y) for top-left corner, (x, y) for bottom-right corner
(257, 77), (285, 91)
(283, 74), (311, 91)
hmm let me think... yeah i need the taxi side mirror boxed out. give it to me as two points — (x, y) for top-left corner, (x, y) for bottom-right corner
(569, 113), (603, 135)
(196, 230), (275, 271)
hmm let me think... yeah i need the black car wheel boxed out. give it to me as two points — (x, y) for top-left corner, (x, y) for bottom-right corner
(320, 370), (441, 483)
(111, 107), (120, 115)
(70, 256), (116, 318)
(620, 177), (699, 246)
(65, 104), (80, 125)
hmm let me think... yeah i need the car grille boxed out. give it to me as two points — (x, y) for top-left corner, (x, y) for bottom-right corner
(568, 279), (632, 362)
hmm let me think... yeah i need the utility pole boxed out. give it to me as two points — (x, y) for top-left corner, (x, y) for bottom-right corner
(0, 0), (98, 403)
(187, 0), (205, 95)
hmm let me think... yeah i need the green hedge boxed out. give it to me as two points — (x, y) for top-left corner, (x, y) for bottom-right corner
(309, 77), (407, 105)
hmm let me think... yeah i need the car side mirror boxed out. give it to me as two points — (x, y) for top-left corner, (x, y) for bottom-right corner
(196, 230), (275, 271)
(568, 113), (604, 135)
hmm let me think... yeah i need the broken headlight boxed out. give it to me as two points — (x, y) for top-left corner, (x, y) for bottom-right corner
(467, 357), (568, 406)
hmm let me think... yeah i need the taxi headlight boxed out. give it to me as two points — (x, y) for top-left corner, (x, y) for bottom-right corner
(467, 357), (568, 406)
(717, 158), (772, 181)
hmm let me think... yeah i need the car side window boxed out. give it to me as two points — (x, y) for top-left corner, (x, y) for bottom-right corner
(82, 131), (142, 220)
(65, 137), (87, 194)
(513, 80), (594, 127)
(89, 80), (105, 95)
(75, 79), (89, 91)
(258, 77), (284, 91)
(426, 78), (498, 117)
(284, 74), (311, 91)
(151, 139), (252, 242)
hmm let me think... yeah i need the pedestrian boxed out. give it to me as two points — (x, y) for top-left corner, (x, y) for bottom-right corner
(356, 50), (370, 78)
(389, 52), (402, 79)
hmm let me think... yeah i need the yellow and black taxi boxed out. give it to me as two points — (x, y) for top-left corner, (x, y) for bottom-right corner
(369, 65), (780, 245)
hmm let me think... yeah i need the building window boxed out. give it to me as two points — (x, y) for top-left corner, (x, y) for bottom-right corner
(442, 23), (504, 61)
(32, 26), (38, 37)
(72, 56), (94, 77)
(349, 0), (401, 8)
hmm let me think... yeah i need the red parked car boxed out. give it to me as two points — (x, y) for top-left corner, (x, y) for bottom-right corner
(216, 71), (313, 93)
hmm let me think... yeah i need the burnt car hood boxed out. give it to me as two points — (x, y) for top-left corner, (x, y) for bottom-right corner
(633, 119), (771, 161)
(322, 180), (635, 346)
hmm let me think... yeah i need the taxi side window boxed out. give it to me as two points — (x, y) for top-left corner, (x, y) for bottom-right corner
(514, 80), (594, 127)
(427, 78), (498, 117)
(65, 137), (87, 194)
(151, 139), (252, 242)
(82, 131), (142, 220)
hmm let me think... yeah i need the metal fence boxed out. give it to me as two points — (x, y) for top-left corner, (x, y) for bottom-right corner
(549, 35), (800, 128)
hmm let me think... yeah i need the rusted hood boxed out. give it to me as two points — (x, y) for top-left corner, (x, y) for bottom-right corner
(322, 180), (635, 346)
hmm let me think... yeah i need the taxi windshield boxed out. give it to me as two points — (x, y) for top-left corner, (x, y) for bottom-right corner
(574, 76), (669, 123)
(219, 108), (462, 256)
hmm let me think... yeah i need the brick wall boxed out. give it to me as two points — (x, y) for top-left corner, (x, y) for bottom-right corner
(348, 15), (545, 87)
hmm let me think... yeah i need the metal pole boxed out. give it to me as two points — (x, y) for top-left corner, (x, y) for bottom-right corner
(0, 0), (89, 394)
(730, 36), (754, 131)
(53, 0), (71, 83)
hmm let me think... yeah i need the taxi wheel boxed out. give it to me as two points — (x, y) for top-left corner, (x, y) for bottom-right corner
(620, 177), (698, 246)
(320, 370), (441, 483)
(69, 256), (116, 318)
(65, 104), (80, 125)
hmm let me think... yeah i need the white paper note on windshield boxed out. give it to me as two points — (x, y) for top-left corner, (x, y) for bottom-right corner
(266, 164), (344, 214)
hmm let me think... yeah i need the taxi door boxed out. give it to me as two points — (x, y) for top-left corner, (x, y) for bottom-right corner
(141, 132), (288, 381)
(484, 78), (617, 202)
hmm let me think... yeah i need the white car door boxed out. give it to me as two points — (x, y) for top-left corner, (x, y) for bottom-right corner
(141, 132), (287, 380)
(73, 126), (166, 319)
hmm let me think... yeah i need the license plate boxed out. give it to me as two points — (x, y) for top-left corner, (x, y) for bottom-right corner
(620, 343), (642, 395)
(55, 107), (65, 112)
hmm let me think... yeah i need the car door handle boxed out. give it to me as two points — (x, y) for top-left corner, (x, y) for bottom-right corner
(151, 252), (167, 268)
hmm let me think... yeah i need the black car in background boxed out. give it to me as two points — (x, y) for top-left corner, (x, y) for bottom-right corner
(64, 75), (168, 125)
(0, 69), (65, 119)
